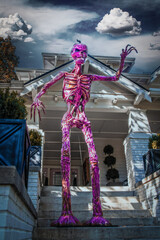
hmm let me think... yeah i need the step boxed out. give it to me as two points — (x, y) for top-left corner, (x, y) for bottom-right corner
(33, 226), (160, 240)
(37, 217), (159, 227)
(39, 201), (143, 211)
(39, 195), (143, 210)
(41, 189), (135, 197)
(41, 186), (132, 192)
(40, 196), (139, 204)
(38, 209), (151, 221)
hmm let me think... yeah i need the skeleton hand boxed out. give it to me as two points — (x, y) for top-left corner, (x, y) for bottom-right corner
(30, 97), (45, 121)
(115, 45), (138, 80)
(121, 44), (138, 59)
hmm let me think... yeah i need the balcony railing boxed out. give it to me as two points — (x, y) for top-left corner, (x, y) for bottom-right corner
(0, 119), (31, 188)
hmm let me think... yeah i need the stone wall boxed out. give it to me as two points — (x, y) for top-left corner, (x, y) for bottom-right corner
(28, 166), (41, 211)
(0, 166), (37, 240)
(135, 169), (160, 219)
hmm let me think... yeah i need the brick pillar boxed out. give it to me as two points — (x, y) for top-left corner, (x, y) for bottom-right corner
(123, 109), (151, 189)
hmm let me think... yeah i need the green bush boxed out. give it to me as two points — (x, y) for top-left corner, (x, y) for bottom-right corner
(29, 129), (42, 146)
(103, 155), (116, 167)
(103, 144), (113, 155)
(148, 134), (160, 149)
(106, 168), (119, 180)
(0, 88), (27, 119)
(103, 144), (119, 182)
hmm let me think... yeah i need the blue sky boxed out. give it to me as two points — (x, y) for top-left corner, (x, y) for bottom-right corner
(0, 0), (160, 73)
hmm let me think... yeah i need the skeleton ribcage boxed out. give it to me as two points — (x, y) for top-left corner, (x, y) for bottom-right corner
(63, 74), (92, 105)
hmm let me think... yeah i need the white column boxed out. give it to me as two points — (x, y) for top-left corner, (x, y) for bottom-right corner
(124, 109), (151, 189)
(128, 109), (151, 133)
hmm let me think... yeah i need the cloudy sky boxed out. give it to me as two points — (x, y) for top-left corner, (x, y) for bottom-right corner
(0, 0), (160, 73)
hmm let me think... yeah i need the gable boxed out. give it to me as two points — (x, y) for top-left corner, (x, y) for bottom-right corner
(21, 55), (151, 105)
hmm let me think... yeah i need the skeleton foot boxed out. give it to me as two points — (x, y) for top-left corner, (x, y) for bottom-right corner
(51, 213), (79, 226)
(86, 216), (112, 226)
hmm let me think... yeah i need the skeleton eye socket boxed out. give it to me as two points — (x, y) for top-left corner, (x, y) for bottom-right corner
(75, 48), (80, 52)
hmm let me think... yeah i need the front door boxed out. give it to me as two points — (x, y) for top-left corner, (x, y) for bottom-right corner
(50, 168), (79, 186)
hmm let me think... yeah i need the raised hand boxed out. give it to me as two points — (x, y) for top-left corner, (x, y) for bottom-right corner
(115, 44), (138, 80)
(121, 44), (138, 59)
(30, 97), (45, 122)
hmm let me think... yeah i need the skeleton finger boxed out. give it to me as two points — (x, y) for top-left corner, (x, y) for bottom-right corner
(39, 102), (45, 115)
(34, 105), (36, 122)
(41, 102), (46, 109)
(38, 108), (41, 121)
(129, 47), (138, 53)
(127, 47), (138, 54)
(42, 106), (46, 115)
(30, 105), (33, 119)
(125, 44), (131, 51)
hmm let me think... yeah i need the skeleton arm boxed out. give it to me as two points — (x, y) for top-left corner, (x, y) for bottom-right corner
(31, 71), (65, 121)
(92, 45), (138, 82)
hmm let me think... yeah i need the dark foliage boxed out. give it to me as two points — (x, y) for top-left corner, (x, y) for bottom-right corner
(148, 134), (160, 149)
(0, 36), (19, 83)
(0, 88), (27, 119)
(103, 155), (116, 167)
(103, 144), (119, 182)
(106, 168), (119, 180)
(29, 129), (42, 146)
(103, 144), (113, 155)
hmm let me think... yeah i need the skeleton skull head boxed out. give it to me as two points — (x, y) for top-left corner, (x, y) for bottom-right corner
(71, 43), (88, 65)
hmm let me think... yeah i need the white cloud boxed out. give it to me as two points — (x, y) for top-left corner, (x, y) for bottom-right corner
(0, 2), (98, 40)
(0, 13), (33, 41)
(27, 8), (98, 38)
(150, 43), (160, 50)
(150, 30), (160, 50)
(96, 8), (142, 36)
(153, 30), (160, 36)
(24, 37), (35, 43)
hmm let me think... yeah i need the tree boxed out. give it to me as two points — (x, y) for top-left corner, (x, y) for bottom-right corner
(0, 88), (27, 119)
(0, 36), (19, 83)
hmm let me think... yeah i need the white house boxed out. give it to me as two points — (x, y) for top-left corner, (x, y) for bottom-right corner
(12, 52), (160, 189)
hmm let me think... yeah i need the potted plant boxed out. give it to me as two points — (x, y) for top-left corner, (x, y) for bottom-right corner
(103, 145), (119, 185)
(29, 129), (42, 167)
(148, 134), (160, 149)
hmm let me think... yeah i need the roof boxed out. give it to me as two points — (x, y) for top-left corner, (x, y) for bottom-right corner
(20, 55), (151, 104)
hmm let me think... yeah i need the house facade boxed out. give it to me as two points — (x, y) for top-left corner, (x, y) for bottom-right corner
(2, 52), (160, 189)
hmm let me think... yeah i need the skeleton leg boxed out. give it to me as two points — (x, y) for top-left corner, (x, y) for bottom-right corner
(82, 120), (111, 226)
(51, 119), (79, 226)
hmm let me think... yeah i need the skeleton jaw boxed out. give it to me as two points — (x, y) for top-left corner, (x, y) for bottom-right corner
(75, 57), (86, 65)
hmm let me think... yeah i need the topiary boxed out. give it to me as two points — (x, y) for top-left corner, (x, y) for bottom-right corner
(0, 88), (27, 119)
(29, 129), (42, 146)
(106, 168), (119, 181)
(103, 155), (116, 167)
(103, 145), (113, 155)
(103, 144), (119, 183)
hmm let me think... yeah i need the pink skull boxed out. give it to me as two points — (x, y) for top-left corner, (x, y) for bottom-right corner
(71, 43), (88, 65)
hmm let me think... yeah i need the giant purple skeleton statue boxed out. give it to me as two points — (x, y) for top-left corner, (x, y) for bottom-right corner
(31, 42), (137, 226)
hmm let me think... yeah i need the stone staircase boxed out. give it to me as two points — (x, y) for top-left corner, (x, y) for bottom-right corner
(33, 186), (160, 240)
